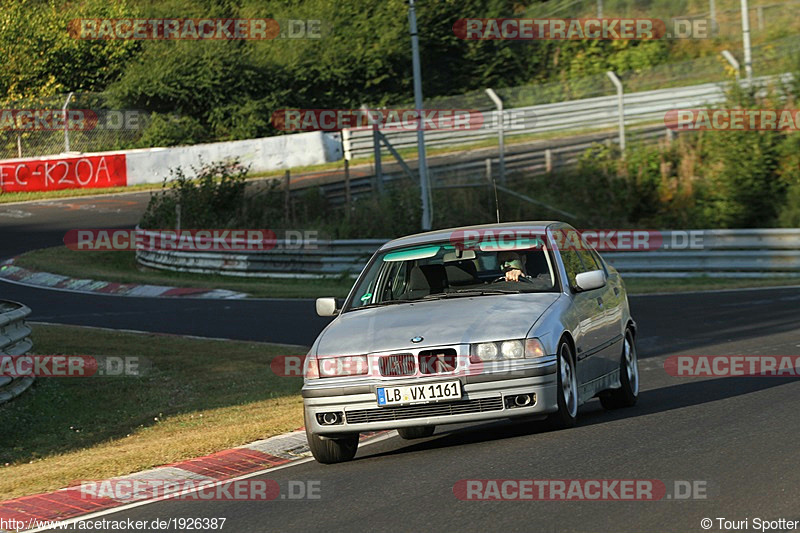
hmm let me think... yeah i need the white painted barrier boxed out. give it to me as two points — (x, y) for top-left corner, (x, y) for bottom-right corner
(0, 131), (342, 193)
(125, 131), (342, 185)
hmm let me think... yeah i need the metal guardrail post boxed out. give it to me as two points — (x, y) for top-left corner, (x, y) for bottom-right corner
(606, 71), (626, 157)
(62, 92), (74, 153)
(409, 0), (431, 230)
(344, 159), (351, 217)
(284, 170), (291, 224)
(741, 0), (754, 82)
(485, 88), (506, 185)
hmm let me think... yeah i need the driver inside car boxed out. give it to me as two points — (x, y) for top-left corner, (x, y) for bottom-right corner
(498, 251), (526, 282)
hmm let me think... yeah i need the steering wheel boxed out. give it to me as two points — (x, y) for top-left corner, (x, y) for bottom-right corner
(492, 274), (535, 283)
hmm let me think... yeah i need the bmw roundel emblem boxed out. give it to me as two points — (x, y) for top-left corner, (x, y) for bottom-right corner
(411, 336), (424, 343)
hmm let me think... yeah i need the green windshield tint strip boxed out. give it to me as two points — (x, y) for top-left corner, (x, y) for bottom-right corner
(383, 245), (443, 262)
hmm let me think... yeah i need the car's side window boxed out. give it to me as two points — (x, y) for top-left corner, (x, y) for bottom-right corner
(560, 230), (584, 290)
(390, 261), (408, 297)
(587, 246), (608, 275)
(560, 229), (599, 291)
(576, 246), (600, 273)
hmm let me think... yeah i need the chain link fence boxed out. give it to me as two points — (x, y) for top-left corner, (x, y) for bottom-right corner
(0, 92), (148, 160)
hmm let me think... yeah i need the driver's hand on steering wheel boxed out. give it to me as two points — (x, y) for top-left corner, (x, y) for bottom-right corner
(505, 268), (524, 282)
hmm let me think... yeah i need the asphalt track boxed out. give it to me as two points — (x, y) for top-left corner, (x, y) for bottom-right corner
(3, 195), (800, 533)
(0, 194), (331, 345)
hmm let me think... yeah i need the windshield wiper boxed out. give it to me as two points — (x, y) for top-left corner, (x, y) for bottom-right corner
(422, 289), (522, 300)
(350, 299), (411, 311)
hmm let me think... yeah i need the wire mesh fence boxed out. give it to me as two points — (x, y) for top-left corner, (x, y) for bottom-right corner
(0, 92), (149, 160)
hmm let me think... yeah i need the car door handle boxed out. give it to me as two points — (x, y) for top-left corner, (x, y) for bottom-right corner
(614, 287), (620, 295)
(596, 297), (604, 307)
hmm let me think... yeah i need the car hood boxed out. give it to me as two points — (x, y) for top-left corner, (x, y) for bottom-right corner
(316, 293), (561, 355)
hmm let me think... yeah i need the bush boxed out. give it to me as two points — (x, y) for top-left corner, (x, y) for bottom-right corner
(140, 159), (248, 229)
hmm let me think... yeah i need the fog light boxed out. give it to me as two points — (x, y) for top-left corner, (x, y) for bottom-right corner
(317, 412), (343, 425)
(504, 394), (536, 409)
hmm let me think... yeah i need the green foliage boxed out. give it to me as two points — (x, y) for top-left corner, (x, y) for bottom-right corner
(140, 159), (249, 229)
(0, 0), (140, 100)
(135, 113), (211, 147)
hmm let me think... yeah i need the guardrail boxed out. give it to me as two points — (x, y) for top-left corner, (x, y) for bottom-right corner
(0, 300), (34, 404)
(136, 235), (381, 278)
(342, 73), (793, 160)
(136, 229), (800, 280)
(301, 125), (671, 206)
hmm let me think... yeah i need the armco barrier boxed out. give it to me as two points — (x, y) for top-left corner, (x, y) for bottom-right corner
(0, 300), (34, 404)
(135, 233), (382, 278)
(135, 229), (800, 279)
(342, 73), (793, 160)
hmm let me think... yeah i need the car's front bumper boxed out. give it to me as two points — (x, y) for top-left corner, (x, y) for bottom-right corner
(302, 362), (559, 436)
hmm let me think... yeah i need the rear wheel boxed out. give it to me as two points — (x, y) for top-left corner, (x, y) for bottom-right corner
(546, 340), (578, 429)
(397, 425), (436, 440)
(305, 423), (359, 464)
(600, 328), (639, 410)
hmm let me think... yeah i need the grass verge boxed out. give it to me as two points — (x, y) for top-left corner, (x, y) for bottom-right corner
(13, 246), (355, 299)
(0, 324), (307, 500)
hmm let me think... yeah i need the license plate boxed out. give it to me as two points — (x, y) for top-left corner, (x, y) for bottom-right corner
(377, 380), (462, 407)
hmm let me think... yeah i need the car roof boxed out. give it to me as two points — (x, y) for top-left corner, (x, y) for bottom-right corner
(378, 221), (568, 251)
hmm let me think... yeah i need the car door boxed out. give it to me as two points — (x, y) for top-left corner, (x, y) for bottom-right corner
(578, 244), (624, 376)
(558, 230), (606, 386)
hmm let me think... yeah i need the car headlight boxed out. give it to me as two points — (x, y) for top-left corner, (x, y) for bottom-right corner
(317, 355), (369, 378)
(474, 342), (500, 361)
(500, 340), (524, 359)
(471, 338), (547, 362)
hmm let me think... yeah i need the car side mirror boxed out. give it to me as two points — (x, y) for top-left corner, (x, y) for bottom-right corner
(316, 297), (339, 317)
(574, 270), (606, 292)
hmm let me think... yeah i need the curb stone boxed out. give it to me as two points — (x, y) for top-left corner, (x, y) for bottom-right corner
(0, 258), (248, 300)
(0, 428), (390, 531)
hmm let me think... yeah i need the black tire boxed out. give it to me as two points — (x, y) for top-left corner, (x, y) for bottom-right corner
(305, 425), (359, 464)
(600, 328), (639, 410)
(546, 340), (578, 429)
(397, 425), (436, 440)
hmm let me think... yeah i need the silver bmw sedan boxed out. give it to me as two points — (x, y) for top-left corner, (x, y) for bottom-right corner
(303, 221), (639, 463)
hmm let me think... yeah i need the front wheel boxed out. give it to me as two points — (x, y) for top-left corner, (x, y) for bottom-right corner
(305, 425), (359, 464)
(600, 328), (639, 410)
(546, 340), (578, 429)
(397, 425), (435, 440)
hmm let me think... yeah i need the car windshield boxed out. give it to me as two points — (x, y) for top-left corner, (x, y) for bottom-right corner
(345, 236), (558, 311)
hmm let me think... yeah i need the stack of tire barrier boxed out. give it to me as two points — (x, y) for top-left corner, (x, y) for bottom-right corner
(0, 300), (34, 404)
